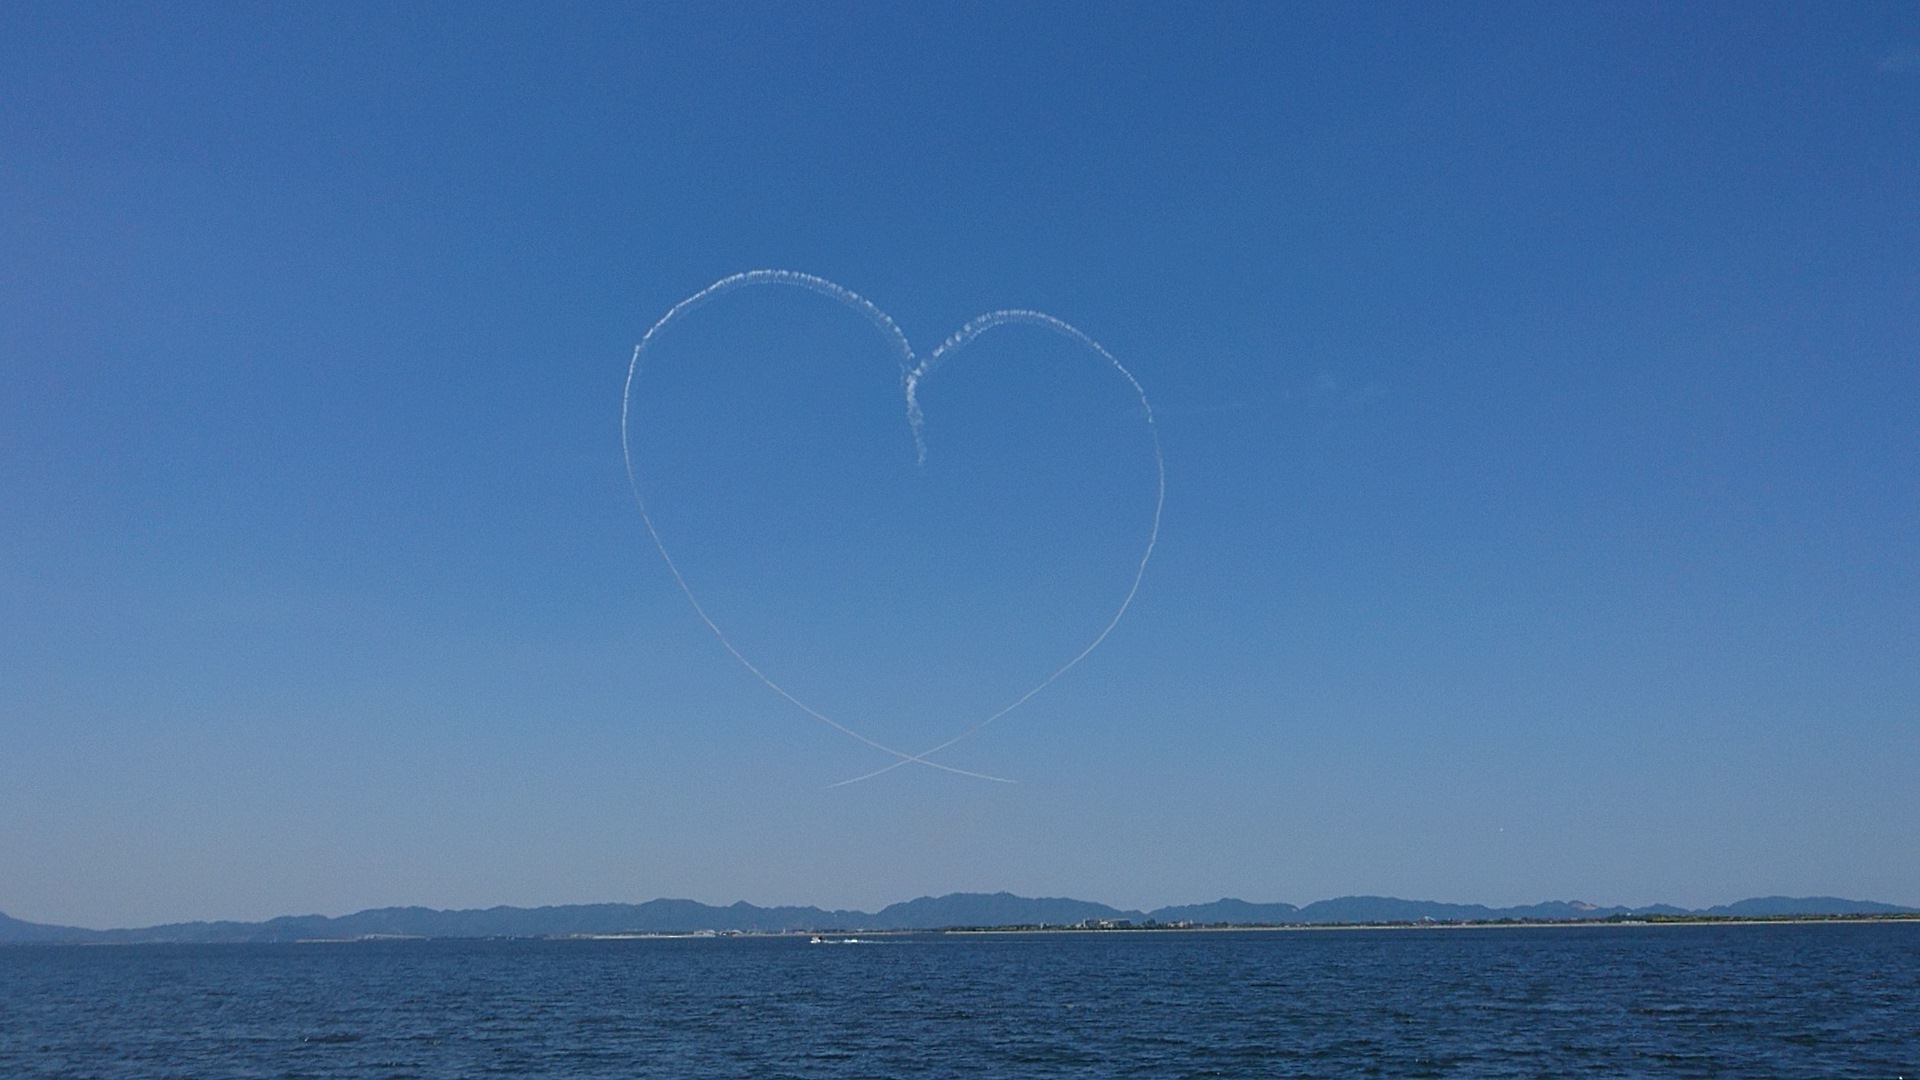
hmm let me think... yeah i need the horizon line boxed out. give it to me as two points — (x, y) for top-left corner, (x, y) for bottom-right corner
(8, 889), (1916, 935)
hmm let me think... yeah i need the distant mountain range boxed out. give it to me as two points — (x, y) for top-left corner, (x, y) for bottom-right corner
(3, 893), (1913, 944)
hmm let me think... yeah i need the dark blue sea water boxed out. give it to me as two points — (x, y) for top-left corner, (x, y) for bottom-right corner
(3, 922), (1916, 1077)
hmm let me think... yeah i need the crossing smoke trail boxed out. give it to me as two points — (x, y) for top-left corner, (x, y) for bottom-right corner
(622, 270), (1164, 786)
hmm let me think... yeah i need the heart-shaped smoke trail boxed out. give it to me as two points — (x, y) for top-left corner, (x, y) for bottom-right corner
(623, 270), (1164, 785)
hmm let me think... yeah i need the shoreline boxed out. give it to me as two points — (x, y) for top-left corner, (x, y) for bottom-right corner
(932, 913), (1920, 936)
(9, 913), (1916, 948)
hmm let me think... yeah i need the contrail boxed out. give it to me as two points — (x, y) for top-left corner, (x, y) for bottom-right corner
(622, 271), (1163, 786)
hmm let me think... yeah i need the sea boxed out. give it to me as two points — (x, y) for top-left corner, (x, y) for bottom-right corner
(3, 922), (1915, 1077)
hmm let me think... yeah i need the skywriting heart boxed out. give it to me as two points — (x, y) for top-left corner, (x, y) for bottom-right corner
(622, 271), (1163, 784)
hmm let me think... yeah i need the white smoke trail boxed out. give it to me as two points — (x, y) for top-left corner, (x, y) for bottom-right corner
(622, 272), (1009, 783)
(622, 271), (1163, 786)
(830, 310), (1164, 786)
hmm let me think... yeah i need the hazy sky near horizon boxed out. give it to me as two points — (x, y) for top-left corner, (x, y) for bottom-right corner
(3, 3), (1916, 928)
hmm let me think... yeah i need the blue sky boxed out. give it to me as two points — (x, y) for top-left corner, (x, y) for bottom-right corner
(2, 3), (1916, 926)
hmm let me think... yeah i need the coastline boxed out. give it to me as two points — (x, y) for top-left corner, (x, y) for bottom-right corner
(934, 913), (1920, 936)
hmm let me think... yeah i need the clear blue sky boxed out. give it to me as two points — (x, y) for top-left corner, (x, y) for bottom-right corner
(3, 3), (1915, 927)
